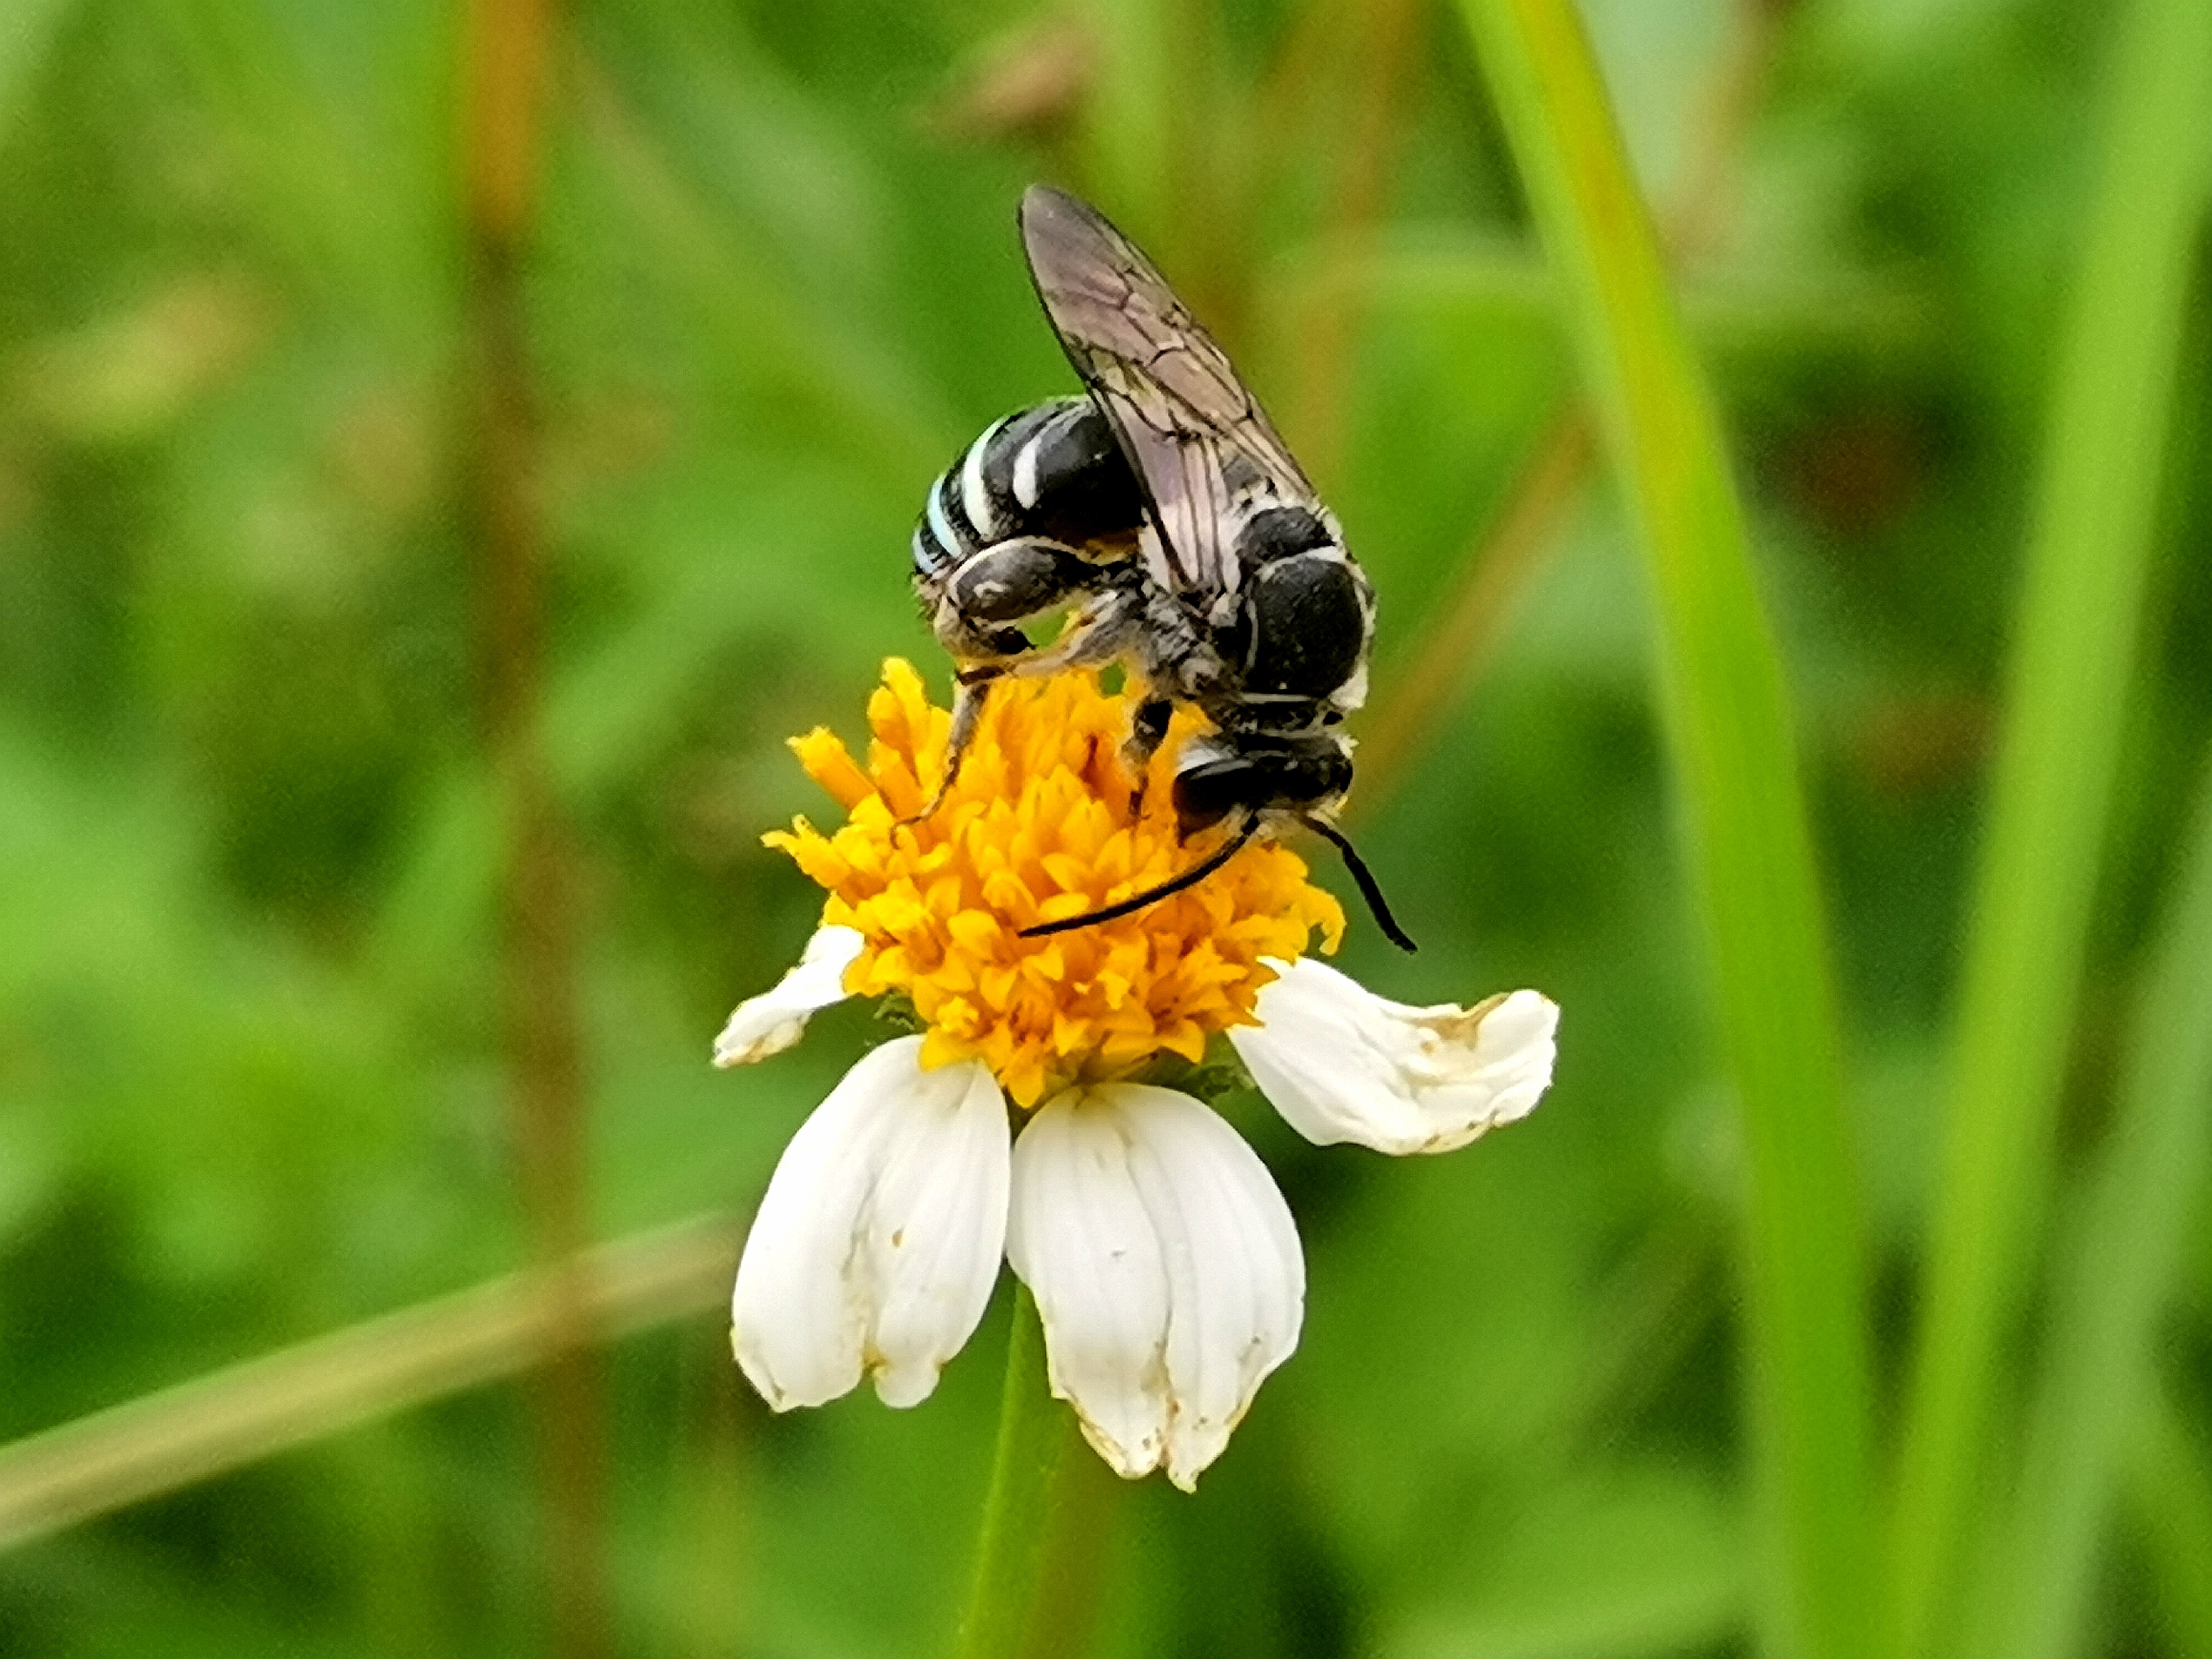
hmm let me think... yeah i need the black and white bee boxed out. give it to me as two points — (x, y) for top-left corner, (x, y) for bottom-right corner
(910, 185), (1414, 952)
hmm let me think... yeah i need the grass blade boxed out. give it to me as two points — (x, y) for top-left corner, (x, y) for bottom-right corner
(0, 1215), (742, 1554)
(1989, 750), (2212, 1659)
(1453, 4), (1875, 1656)
(2129, 1390), (2212, 1659)
(1883, 4), (2212, 1652)
(0, 0), (77, 135)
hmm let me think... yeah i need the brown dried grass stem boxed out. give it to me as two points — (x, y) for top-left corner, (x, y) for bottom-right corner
(0, 1216), (743, 1555)
(1290, 0), (1427, 481)
(1352, 407), (1593, 816)
(461, 0), (608, 1651)
(1352, 0), (1778, 820)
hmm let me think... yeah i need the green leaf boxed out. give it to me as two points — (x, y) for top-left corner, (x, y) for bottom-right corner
(1985, 749), (2212, 1659)
(1452, 4), (1877, 1656)
(1381, 1467), (1743, 1659)
(0, 0), (81, 139)
(1883, 2), (2212, 1652)
(2130, 1391), (2212, 1659)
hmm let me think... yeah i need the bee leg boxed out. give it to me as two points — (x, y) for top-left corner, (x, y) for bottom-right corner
(904, 666), (1001, 823)
(1003, 583), (1141, 679)
(1121, 697), (1172, 816)
(941, 539), (1091, 640)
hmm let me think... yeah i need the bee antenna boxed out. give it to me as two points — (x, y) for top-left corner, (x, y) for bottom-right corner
(1299, 816), (1418, 953)
(1019, 815), (1264, 938)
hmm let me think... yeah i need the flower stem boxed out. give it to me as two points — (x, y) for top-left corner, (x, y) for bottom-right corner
(954, 1283), (1083, 1659)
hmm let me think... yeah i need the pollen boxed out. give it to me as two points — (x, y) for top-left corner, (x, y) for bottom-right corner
(765, 660), (1346, 1107)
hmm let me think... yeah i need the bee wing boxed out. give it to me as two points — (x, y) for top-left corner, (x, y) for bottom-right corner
(1020, 185), (1312, 601)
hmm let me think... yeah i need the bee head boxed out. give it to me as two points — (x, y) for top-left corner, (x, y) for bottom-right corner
(1024, 729), (1409, 953)
(1171, 734), (1353, 838)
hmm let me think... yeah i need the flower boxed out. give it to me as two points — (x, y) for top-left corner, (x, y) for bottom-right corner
(717, 661), (1558, 1489)
(758, 659), (1345, 1107)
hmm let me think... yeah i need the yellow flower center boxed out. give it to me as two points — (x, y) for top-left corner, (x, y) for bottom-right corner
(765, 659), (1345, 1107)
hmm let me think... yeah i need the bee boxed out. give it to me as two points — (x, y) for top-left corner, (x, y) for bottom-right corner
(911, 185), (1413, 952)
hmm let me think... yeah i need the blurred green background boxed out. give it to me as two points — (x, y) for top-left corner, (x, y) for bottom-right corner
(2, 0), (2209, 1655)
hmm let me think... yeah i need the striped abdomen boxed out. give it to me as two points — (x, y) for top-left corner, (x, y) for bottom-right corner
(911, 397), (1145, 578)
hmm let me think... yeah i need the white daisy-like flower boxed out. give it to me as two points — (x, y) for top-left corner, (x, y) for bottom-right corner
(716, 663), (1558, 1489)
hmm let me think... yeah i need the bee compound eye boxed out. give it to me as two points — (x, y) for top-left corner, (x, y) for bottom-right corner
(1310, 747), (1354, 801)
(1265, 743), (1350, 808)
(1171, 757), (1252, 834)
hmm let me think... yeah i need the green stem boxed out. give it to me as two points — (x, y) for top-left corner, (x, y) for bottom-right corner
(954, 1284), (1084, 1659)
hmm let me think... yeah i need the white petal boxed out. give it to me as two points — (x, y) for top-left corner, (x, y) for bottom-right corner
(731, 1036), (1009, 1410)
(1007, 1083), (1303, 1491)
(1232, 958), (1558, 1155)
(712, 925), (864, 1067)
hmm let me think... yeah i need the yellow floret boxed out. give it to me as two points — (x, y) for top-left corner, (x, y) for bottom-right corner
(765, 660), (1346, 1107)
